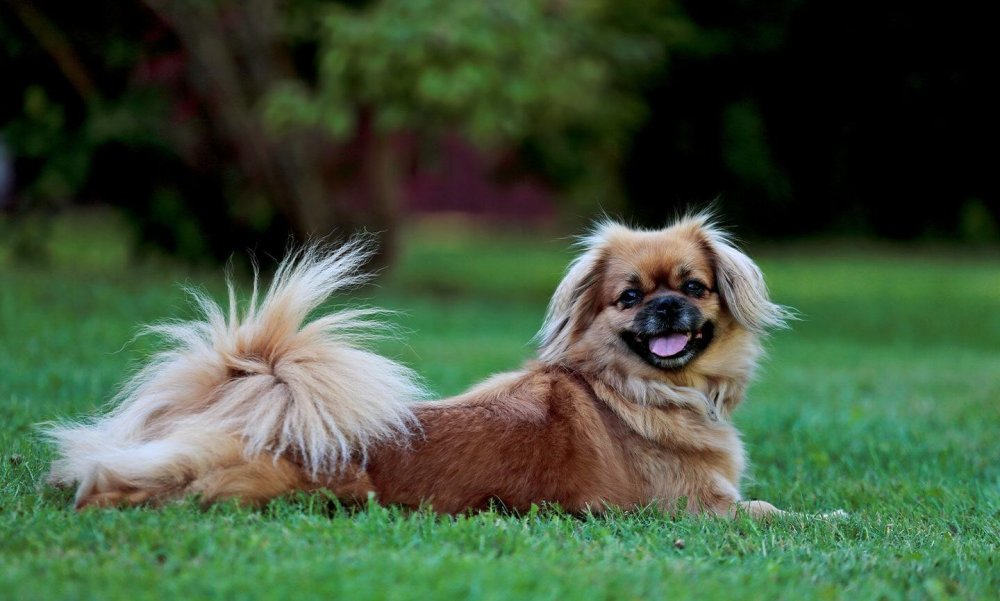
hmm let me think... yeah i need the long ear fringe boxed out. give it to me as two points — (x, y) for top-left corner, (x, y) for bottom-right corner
(693, 217), (794, 334)
(535, 220), (628, 362)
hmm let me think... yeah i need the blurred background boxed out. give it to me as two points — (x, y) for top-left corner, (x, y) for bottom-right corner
(0, 0), (998, 264)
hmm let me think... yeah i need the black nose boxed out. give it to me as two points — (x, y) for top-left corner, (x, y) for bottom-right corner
(650, 296), (685, 318)
(638, 295), (700, 333)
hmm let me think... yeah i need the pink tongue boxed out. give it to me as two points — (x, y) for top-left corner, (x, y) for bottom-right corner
(649, 333), (690, 357)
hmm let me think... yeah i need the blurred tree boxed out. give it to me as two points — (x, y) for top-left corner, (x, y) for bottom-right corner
(138, 0), (346, 252)
(1, 0), (681, 262)
(0, 0), (174, 258)
(6, 0), (991, 253)
(266, 0), (680, 257)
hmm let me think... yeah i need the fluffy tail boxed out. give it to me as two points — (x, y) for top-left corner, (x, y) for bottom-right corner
(45, 238), (424, 505)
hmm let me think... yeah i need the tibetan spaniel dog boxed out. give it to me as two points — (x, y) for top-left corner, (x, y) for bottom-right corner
(47, 214), (798, 518)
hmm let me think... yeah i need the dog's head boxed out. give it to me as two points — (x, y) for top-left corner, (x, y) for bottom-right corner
(537, 214), (790, 381)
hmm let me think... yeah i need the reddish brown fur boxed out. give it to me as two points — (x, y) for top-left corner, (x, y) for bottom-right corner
(66, 216), (792, 519)
(328, 364), (747, 515)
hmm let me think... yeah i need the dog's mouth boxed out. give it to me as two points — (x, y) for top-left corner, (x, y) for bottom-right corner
(621, 322), (714, 369)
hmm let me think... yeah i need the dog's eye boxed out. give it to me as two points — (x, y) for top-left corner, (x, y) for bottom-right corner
(617, 289), (643, 307)
(681, 280), (708, 298)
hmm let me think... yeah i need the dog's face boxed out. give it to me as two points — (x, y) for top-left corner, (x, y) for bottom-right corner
(538, 215), (788, 380)
(600, 232), (722, 371)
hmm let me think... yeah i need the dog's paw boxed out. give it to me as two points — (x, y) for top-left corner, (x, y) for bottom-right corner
(75, 489), (153, 510)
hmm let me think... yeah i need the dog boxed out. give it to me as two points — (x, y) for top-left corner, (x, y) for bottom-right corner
(47, 213), (794, 518)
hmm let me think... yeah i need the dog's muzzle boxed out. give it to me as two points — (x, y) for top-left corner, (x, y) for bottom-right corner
(621, 295), (714, 369)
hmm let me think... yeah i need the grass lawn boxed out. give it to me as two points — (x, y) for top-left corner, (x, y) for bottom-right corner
(1, 215), (998, 600)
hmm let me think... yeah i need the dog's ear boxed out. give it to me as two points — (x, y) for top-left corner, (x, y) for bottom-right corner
(697, 219), (792, 334)
(536, 223), (619, 362)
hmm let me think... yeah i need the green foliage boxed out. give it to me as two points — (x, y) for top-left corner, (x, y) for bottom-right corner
(267, 0), (684, 206)
(721, 99), (792, 207)
(0, 1), (169, 208)
(3, 85), (88, 207)
(271, 0), (645, 139)
(2, 86), (169, 207)
(2, 219), (999, 598)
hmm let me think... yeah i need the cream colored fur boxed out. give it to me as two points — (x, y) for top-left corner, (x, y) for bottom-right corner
(537, 213), (790, 361)
(536, 213), (790, 420)
(46, 238), (425, 505)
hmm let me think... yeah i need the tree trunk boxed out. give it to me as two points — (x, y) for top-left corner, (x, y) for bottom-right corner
(143, 0), (353, 243)
(359, 112), (402, 266)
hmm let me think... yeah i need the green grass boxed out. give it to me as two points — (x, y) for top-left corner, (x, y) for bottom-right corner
(1, 216), (999, 600)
